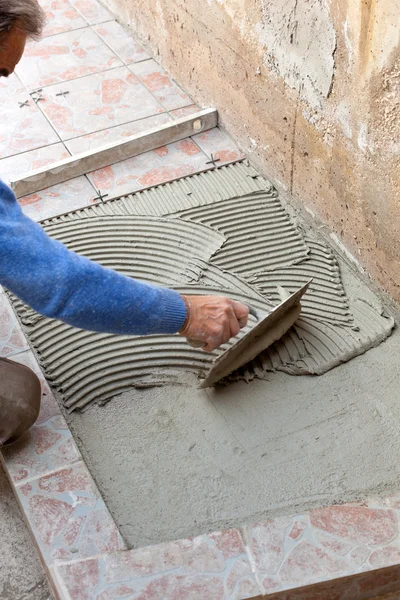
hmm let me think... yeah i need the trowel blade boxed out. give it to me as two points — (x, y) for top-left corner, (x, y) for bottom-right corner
(199, 280), (312, 389)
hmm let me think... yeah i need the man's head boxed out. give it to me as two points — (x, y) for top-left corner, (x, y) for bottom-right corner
(0, 0), (45, 77)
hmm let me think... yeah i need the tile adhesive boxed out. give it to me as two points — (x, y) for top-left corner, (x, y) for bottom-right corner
(11, 162), (394, 412)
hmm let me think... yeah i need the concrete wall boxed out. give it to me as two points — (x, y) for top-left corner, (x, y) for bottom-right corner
(103, 0), (400, 301)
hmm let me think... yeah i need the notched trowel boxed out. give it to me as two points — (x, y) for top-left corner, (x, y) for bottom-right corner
(199, 280), (312, 389)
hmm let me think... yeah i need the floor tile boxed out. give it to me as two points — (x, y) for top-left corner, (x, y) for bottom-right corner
(39, 66), (164, 140)
(56, 528), (260, 599)
(170, 104), (201, 119)
(65, 112), (172, 154)
(0, 73), (26, 102)
(41, 0), (87, 37)
(19, 175), (96, 221)
(88, 138), (210, 197)
(0, 294), (30, 357)
(10, 351), (61, 426)
(93, 20), (150, 64)
(16, 461), (125, 565)
(69, 0), (113, 24)
(193, 127), (245, 164)
(0, 143), (69, 185)
(129, 59), (193, 111)
(0, 93), (60, 159)
(16, 28), (122, 90)
(2, 415), (80, 485)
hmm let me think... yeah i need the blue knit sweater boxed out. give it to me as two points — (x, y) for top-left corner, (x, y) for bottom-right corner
(0, 180), (187, 335)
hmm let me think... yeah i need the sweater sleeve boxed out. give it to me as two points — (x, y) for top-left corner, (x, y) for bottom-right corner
(0, 181), (187, 335)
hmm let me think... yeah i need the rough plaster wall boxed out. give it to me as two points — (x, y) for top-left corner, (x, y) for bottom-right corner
(103, 0), (400, 301)
(257, 0), (337, 107)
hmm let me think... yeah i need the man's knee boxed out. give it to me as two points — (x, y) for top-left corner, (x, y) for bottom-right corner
(0, 358), (41, 446)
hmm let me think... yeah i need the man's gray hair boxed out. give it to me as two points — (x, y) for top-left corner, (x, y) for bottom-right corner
(0, 0), (45, 39)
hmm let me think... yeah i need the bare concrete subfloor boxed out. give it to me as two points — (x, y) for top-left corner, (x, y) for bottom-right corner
(68, 261), (400, 550)
(0, 464), (52, 600)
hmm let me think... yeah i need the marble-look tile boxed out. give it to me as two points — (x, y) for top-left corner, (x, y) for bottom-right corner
(193, 127), (245, 164)
(39, 67), (164, 140)
(16, 28), (122, 90)
(310, 505), (399, 548)
(41, 0), (87, 37)
(55, 528), (260, 599)
(65, 112), (172, 154)
(10, 350), (61, 426)
(170, 104), (201, 119)
(0, 72), (26, 102)
(93, 20), (150, 64)
(88, 138), (210, 197)
(0, 293), (29, 357)
(16, 461), (125, 564)
(243, 501), (400, 596)
(0, 94), (60, 159)
(0, 143), (69, 185)
(19, 175), (96, 221)
(69, 0), (113, 25)
(2, 415), (80, 484)
(130, 59), (193, 111)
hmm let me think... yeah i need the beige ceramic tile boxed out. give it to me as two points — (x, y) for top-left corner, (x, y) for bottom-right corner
(16, 27), (122, 90)
(41, 0), (87, 37)
(65, 112), (172, 154)
(38, 66), (164, 140)
(93, 20), (150, 64)
(0, 143), (69, 185)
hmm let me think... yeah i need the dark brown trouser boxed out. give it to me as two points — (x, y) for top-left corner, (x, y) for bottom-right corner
(0, 357), (41, 446)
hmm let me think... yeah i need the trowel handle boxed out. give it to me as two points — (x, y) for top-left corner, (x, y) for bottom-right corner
(186, 304), (259, 349)
(247, 305), (260, 321)
(187, 338), (206, 348)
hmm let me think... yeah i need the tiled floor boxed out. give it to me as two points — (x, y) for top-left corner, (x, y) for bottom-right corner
(39, 67), (164, 140)
(87, 138), (213, 197)
(0, 0), (240, 213)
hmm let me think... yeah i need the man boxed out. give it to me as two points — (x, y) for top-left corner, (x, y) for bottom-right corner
(0, 0), (249, 445)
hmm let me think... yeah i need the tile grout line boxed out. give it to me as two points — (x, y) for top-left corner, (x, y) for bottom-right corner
(88, 22), (150, 68)
(0, 140), (69, 165)
(11, 457), (84, 488)
(28, 65), (172, 147)
(128, 60), (195, 116)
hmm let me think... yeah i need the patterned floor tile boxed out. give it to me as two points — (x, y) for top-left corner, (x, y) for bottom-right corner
(129, 59), (193, 111)
(15, 28), (122, 90)
(2, 415), (80, 485)
(55, 528), (260, 600)
(93, 20), (150, 64)
(41, 0), (87, 37)
(0, 143), (69, 185)
(88, 138), (210, 197)
(19, 175), (96, 221)
(69, 0), (113, 25)
(10, 351), (61, 426)
(39, 66), (164, 140)
(170, 105), (202, 119)
(0, 293), (29, 357)
(65, 112), (172, 154)
(16, 461), (125, 564)
(0, 73), (26, 102)
(243, 502), (400, 596)
(0, 93), (60, 159)
(193, 127), (245, 164)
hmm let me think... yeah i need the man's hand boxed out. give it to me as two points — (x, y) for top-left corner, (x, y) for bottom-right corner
(179, 295), (249, 352)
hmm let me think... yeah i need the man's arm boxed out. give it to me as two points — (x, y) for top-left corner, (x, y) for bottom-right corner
(0, 180), (187, 336)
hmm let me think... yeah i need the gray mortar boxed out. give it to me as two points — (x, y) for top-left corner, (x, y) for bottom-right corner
(11, 162), (400, 549)
(68, 315), (400, 548)
(66, 253), (400, 548)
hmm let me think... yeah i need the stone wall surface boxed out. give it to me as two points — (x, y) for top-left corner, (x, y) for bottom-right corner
(102, 0), (400, 301)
